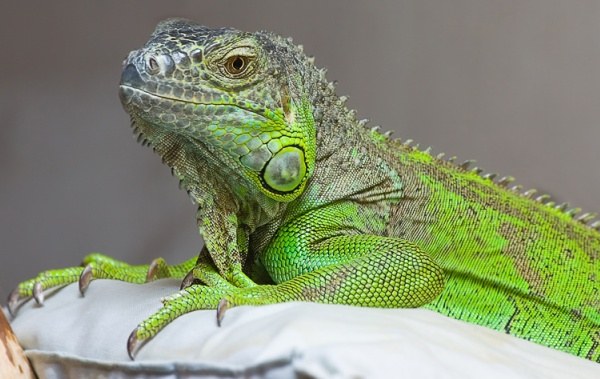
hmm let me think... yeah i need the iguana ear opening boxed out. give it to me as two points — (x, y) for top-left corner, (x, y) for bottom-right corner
(262, 146), (307, 193)
(250, 81), (315, 202)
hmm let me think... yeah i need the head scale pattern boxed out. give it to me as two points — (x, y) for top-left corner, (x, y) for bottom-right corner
(119, 18), (317, 202)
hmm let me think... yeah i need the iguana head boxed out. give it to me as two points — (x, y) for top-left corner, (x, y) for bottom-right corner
(119, 19), (316, 202)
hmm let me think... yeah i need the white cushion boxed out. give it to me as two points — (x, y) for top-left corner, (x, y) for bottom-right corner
(8, 279), (600, 378)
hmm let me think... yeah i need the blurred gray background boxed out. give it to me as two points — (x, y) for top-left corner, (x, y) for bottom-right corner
(1, 1), (599, 301)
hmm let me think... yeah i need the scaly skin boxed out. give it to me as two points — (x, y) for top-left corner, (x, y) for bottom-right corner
(9, 19), (599, 361)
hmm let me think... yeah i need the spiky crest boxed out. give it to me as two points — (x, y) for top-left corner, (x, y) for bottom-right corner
(348, 116), (599, 229)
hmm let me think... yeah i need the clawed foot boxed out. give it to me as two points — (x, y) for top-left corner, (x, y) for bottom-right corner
(7, 254), (196, 316)
(125, 266), (267, 359)
(7, 255), (280, 360)
(125, 283), (228, 359)
(7, 266), (85, 316)
(126, 299), (232, 358)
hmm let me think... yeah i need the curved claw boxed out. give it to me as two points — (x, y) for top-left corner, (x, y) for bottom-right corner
(79, 264), (93, 295)
(146, 258), (160, 282)
(7, 288), (22, 317)
(216, 298), (231, 327)
(180, 270), (195, 290)
(127, 327), (145, 360)
(32, 282), (44, 305)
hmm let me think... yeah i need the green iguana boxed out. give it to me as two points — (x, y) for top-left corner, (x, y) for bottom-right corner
(8, 18), (600, 361)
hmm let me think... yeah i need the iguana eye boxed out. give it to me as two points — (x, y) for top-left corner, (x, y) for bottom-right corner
(223, 55), (253, 78)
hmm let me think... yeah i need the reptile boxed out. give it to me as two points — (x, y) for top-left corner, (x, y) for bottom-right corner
(8, 18), (600, 361)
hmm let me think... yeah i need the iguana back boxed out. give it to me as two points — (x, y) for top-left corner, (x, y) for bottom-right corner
(393, 144), (599, 359)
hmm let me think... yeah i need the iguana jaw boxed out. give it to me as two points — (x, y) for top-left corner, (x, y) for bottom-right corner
(119, 84), (272, 120)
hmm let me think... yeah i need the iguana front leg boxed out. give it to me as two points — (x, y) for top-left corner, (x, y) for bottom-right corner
(223, 202), (446, 310)
(126, 202), (445, 358)
(126, 193), (257, 357)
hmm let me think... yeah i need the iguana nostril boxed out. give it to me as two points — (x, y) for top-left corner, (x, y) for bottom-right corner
(120, 63), (145, 88)
(147, 56), (160, 74)
(145, 54), (175, 76)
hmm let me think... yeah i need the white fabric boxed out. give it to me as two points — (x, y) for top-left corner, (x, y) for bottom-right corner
(8, 279), (600, 378)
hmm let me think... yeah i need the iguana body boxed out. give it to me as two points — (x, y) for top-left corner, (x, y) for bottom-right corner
(9, 19), (599, 361)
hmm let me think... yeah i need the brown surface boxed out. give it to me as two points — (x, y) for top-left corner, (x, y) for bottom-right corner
(0, 311), (34, 379)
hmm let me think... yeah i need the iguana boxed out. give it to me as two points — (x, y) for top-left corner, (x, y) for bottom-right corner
(8, 18), (600, 361)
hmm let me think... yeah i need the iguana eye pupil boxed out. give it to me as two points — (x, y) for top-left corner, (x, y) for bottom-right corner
(224, 55), (251, 77)
(232, 57), (244, 70)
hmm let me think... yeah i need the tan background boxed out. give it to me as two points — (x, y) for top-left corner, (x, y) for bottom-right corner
(1, 1), (599, 301)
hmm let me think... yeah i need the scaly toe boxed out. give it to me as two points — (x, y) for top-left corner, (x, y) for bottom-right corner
(79, 264), (93, 295)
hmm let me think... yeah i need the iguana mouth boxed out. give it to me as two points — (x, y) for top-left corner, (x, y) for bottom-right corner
(118, 62), (272, 120)
(119, 84), (214, 107)
(119, 84), (170, 103)
(119, 84), (269, 121)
